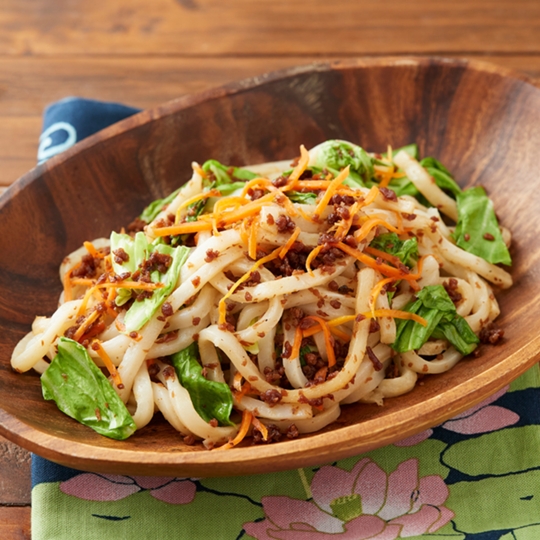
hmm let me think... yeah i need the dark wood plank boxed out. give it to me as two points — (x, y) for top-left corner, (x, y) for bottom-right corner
(1, 0), (540, 56)
(0, 507), (31, 540)
(1, 54), (540, 187)
(0, 436), (31, 505)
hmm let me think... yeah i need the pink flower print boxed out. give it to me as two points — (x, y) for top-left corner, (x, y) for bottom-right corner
(243, 458), (453, 539)
(60, 474), (197, 504)
(395, 385), (519, 446)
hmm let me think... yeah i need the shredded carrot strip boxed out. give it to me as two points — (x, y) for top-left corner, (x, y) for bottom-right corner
(72, 310), (101, 342)
(302, 323), (351, 342)
(63, 262), (82, 302)
(282, 145), (310, 192)
(63, 273), (72, 302)
(364, 246), (403, 267)
(369, 277), (397, 316)
(358, 186), (380, 209)
(305, 245), (323, 276)
(295, 204), (317, 223)
(153, 221), (214, 236)
(336, 242), (420, 282)
(303, 316), (336, 367)
(218, 247), (281, 325)
(92, 340), (124, 388)
(77, 285), (98, 316)
(241, 177), (273, 198)
(233, 382), (252, 403)
(395, 209), (404, 233)
(174, 189), (220, 224)
(294, 180), (332, 190)
(374, 164), (393, 174)
(248, 217), (259, 260)
(105, 287), (118, 319)
(239, 218), (249, 246)
(233, 371), (244, 392)
(313, 166), (350, 219)
(377, 167), (393, 189)
(279, 227), (301, 259)
(218, 192), (276, 225)
(214, 410), (253, 451)
(288, 326), (303, 361)
(212, 215), (220, 237)
(365, 309), (427, 327)
(329, 326), (352, 342)
(354, 216), (402, 243)
(334, 201), (361, 239)
(326, 315), (357, 327)
(279, 192), (299, 217)
(83, 241), (105, 259)
(191, 161), (206, 178)
(251, 417), (269, 441)
(213, 196), (248, 215)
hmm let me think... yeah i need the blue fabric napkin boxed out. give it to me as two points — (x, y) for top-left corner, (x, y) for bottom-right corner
(31, 98), (540, 540)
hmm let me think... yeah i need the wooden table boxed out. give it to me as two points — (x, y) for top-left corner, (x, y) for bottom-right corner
(1, 0), (539, 536)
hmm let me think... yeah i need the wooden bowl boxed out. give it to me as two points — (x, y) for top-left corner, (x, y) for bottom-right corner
(1, 57), (540, 477)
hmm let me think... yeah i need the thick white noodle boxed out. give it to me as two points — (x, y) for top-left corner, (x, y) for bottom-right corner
(260, 401), (341, 434)
(424, 224), (512, 289)
(156, 361), (236, 444)
(146, 314), (210, 358)
(336, 343), (392, 404)
(401, 348), (462, 375)
(166, 285), (217, 331)
(378, 360), (417, 398)
(131, 362), (154, 429)
(235, 396), (312, 420)
(12, 300), (82, 372)
(152, 382), (191, 434)
(394, 151), (458, 221)
(282, 317), (309, 389)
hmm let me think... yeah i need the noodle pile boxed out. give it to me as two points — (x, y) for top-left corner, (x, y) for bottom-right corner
(11, 141), (512, 448)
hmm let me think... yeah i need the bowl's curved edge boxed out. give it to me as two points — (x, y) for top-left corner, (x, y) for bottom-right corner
(1, 55), (540, 476)
(2, 54), (539, 205)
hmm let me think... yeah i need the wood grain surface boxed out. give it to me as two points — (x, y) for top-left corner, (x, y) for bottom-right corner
(1, 0), (540, 535)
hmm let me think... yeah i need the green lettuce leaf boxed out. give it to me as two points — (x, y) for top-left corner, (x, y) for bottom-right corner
(420, 157), (461, 198)
(431, 317), (480, 356)
(311, 140), (374, 185)
(41, 338), (136, 440)
(110, 231), (150, 275)
(392, 284), (478, 355)
(201, 159), (258, 195)
(171, 343), (234, 426)
(453, 186), (511, 266)
(139, 188), (181, 223)
(287, 191), (318, 205)
(369, 233), (418, 266)
(123, 243), (190, 332)
(111, 232), (190, 331)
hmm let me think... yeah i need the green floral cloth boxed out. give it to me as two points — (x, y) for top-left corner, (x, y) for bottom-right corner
(32, 364), (540, 540)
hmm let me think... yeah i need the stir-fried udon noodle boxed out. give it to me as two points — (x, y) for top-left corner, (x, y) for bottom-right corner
(11, 140), (512, 449)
